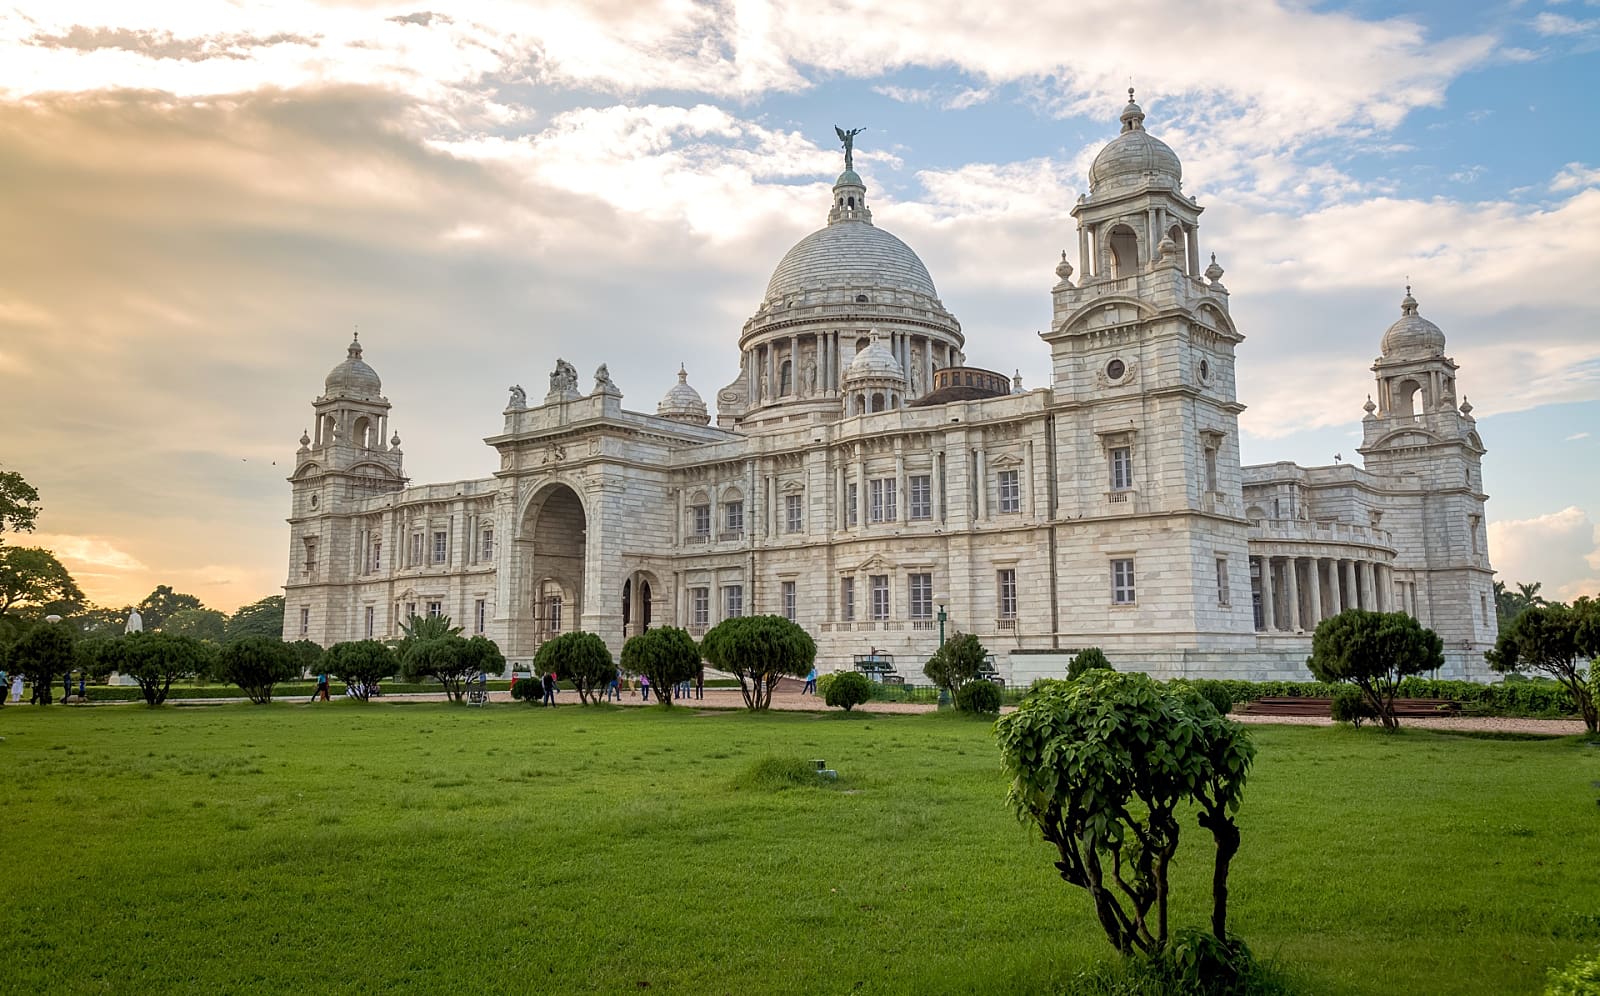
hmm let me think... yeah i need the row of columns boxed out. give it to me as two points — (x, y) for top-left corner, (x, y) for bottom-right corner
(1077, 217), (1202, 280)
(1252, 554), (1394, 633)
(746, 332), (958, 406)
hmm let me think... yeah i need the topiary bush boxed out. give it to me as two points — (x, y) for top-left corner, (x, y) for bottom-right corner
(823, 670), (872, 711)
(956, 679), (1001, 714)
(1169, 678), (1234, 716)
(1330, 684), (1378, 727)
(1067, 647), (1111, 680)
(814, 672), (837, 702)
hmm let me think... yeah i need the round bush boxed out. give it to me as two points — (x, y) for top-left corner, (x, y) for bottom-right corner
(814, 672), (838, 702)
(1067, 647), (1111, 680)
(956, 679), (1002, 714)
(824, 671), (872, 711)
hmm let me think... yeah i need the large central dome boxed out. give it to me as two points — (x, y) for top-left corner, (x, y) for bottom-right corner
(764, 221), (938, 303)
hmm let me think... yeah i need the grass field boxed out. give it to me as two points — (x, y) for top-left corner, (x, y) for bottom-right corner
(1, 702), (1595, 994)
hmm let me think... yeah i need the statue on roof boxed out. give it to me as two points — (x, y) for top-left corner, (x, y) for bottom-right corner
(507, 384), (526, 409)
(835, 125), (865, 171)
(549, 359), (578, 393)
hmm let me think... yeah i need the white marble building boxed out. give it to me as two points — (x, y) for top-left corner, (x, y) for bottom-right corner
(283, 93), (1495, 681)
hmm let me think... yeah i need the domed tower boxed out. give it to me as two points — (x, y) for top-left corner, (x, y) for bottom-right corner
(657, 364), (711, 426)
(841, 332), (907, 415)
(1358, 289), (1493, 673)
(285, 334), (406, 643)
(717, 130), (964, 428)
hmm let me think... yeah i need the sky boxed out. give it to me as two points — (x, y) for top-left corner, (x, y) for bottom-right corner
(1, 0), (1597, 613)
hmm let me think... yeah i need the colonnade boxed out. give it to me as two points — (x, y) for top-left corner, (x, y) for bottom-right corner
(746, 331), (958, 406)
(1251, 554), (1395, 632)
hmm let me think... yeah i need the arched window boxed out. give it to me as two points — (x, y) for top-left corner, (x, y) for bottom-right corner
(871, 392), (886, 412)
(847, 196), (855, 208)
(1395, 378), (1424, 417)
(1108, 224), (1140, 277)
(779, 360), (793, 396)
(353, 416), (373, 449)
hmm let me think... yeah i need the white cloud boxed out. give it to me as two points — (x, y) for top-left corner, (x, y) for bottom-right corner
(1568, 431), (1591, 441)
(1551, 162), (1600, 191)
(1487, 506), (1600, 601)
(27, 533), (147, 573)
(1532, 11), (1600, 35)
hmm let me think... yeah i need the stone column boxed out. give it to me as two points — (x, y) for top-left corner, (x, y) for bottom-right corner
(1326, 559), (1342, 615)
(855, 445), (868, 528)
(747, 351), (757, 404)
(1344, 560), (1359, 610)
(764, 344), (775, 404)
(974, 447), (988, 520)
(894, 438), (907, 524)
(1306, 558), (1322, 626)
(1259, 556), (1275, 631)
(789, 334), (799, 394)
(1187, 223), (1200, 276)
(1078, 225), (1090, 278)
(1359, 561), (1374, 610)
(1284, 556), (1301, 631)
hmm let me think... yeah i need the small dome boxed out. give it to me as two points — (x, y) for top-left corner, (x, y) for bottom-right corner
(835, 168), (863, 187)
(1380, 287), (1447, 359)
(657, 364), (709, 425)
(844, 334), (905, 384)
(1089, 89), (1182, 194)
(324, 336), (382, 400)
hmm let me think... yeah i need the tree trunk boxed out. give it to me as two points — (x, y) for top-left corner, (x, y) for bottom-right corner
(1207, 815), (1241, 941)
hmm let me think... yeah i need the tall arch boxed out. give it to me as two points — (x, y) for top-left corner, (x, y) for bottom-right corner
(519, 483), (587, 648)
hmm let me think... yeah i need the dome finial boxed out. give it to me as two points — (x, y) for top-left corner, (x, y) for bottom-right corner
(1401, 282), (1419, 316)
(1120, 87), (1146, 132)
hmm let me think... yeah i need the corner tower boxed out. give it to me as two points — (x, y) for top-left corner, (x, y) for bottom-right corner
(1358, 289), (1493, 675)
(1042, 90), (1255, 648)
(283, 334), (407, 643)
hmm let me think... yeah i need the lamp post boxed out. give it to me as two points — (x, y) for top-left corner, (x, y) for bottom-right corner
(935, 593), (948, 648)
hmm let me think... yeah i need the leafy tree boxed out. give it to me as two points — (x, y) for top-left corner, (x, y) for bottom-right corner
(1306, 609), (1443, 732)
(400, 636), (476, 702)
(460, 634), (506, 683)
(323, 640), (398, 700)
(217, 636), (300, 704)
(73, 636), (123, 683)
(535, 631), (615, 704)
(1068, 647), (1113, 680)
(1494, 580), (1548, 634)
(72, 604), (133, 637)
(1488, 600), (1598, 733)
(700, 615), (815, 711)
(9, 623), (75, 704)
(0, 546), (85, 618)
(956, 678), (1002, 714)
(117, 631), (215, 706)
(1329, 684), (1377, 727)
(165, 607), (228, 643)
(823, 670), (872, 711)
(226, 595), (286, 641)
(135, 586), (206, 632)
(287, 639), (324, 678)
(620, 627), (699, 706)
(0, 466), (42, 538)
(923, 633), (988, 702)
(400, 613), (463, 643)
(996, 672), (1256, 954)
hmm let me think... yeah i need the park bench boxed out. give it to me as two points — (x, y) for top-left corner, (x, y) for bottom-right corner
(854, 653), (898, 684)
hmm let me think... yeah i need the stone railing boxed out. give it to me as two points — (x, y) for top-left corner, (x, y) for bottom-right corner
(1249, 518), (1393, 548)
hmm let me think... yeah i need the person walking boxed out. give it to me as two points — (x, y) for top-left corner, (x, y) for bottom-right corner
(541, 670), (557, 707)
(640, 674), (650, 702)
(10, 670), (24, 706)
(695, 665), (704, 700)
(803, 667), (817, 695)
(317, 671), (331, 702)
(607, 674), (621, 702)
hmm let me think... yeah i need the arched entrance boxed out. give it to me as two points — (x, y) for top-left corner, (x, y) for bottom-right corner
(623, 570), (660, 639)
(520, 483), (586, 648)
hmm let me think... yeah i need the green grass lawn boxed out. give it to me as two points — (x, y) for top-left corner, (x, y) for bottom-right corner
(0, 702), (1594, 994)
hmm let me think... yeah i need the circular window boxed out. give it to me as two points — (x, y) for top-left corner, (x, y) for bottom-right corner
(310, 494), (319, 509)
(855, 294), (869, 304)
(1106, 358), (1126, 381)
(1199, 358), (1211, 380)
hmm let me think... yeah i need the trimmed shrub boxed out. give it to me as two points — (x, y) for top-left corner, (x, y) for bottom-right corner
(923, 633), (988, 702)
(1308, 609), (1444, 731)
(1067, 647), (1111, 680)
(1546, 949), (1600, 996)
(217, 636), (301, 704)
(701, 615), (815, 711)
(823, 670), (872, 711)
(1330, 684), (1377, 727)
(509, 677), (541, 703)
(1169, 678), (1234, 716)
(534, 631), (615, 704)
(956, 679), (1001, 714)
(620, 627), (699, 706)
(323, 640), (397, 701)
(814, 672), (838, 702)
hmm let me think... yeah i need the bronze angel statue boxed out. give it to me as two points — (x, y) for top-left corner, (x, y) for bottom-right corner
(835, 126), (865, 171)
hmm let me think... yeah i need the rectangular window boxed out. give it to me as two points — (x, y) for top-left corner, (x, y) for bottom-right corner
(724, 584), (744, 619)
(302, 537), (318, 575)
(1216, 557), (1230, 606)
(908, 573), (932, 620)
(409, 532), (423, 566)
(909, 474), (932, 520)
(840, 577), (855, 622)
(481, 527), (494, 561)
(364, 605), (375, 639)
(299, 607), (309, 636)
(427, 600), (443, 618)
(724, 500), (744, 535)
(782, 580), (797, 622)
(870, 574), (889, 620)
(475, 598), (486, 634)
(846, 483), (859, 526)
(432, 531), (447, 564)
(1111, 558), (1136, 605)
(692, 504), (711, 537)
(869, 478), (896, 523)
(548, 596), (563, 633)
(998, 469), (1021, 513)
(785, 494), (803, 534)
(1110, 447), (1133, 491)
(405, 601), (416, 621)
(1273, 497), (1282, 518)
(691, 587), (710, 628)
(998, 569), (1018, 619)
(371, 541), (382, 572)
